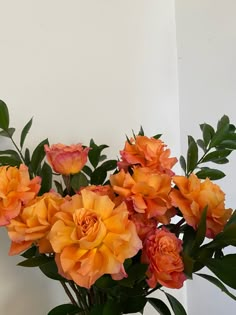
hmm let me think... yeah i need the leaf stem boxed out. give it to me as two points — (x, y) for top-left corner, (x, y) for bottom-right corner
(8, 133), (26, 164)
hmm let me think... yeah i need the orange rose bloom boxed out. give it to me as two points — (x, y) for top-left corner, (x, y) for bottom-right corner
(48, 189), (142, 289)
(142, 228), (186, 289)
(7, 192), (64, 255)
(110, 168), (174, 223)
(170, 174), (233, 238)
(45, 143), (90, 175)
(0, 164), (41, 226)
(118, 136), (177, 175)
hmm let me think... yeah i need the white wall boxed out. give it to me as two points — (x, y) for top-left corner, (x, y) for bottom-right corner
(175, 1), (236, 314)
(0, 1), (183, 314)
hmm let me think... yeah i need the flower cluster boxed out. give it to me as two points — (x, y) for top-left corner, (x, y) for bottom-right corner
(0, 99), (236, 315)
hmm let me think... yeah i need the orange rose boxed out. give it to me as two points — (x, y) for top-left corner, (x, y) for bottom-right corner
(7, 192), (64, 255)
(118, 136), (177, 175)
(45, 143), (90, 175)
(130, 213), (157, 241)
(170, 174), (233, 238)
(110, 168), (174, 223)
(48, 189), (142, 288)
(142, 228), (186, 289)
(0, 164), (41, 226)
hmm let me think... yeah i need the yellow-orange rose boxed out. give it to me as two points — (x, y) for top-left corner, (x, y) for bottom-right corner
(48, 189), (142, 288)
(7, 192), (64, 255)
(0, 164), (41, 226)
(118, 135), (177, 175)
(110, 168), (174, 223)
(142, 228), (186, 289)
(45, 143), (90, 175)
(170, 174), (233, 238)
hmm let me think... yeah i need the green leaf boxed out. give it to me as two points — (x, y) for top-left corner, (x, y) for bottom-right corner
(118, 263), (148, 287)
(99, 159), (118, 171)
(164, 292), (187, 315)
(138, 126), (145, 136)
(179, 156), (186, 174)
(210, 123), (229, 148)
(95, 275), (116, 289)
(217, 115), (230, 130)
(186, 136), (198, 174)
(0, 128), (15, 137)
(201, 149), (231, 163)
(122, 296), (147, 314)
(196, 273), (236, 301)
(24, 148), (31, 166)
(206, 254), (236, 289)
(48, 304), (80, 315)
(148, 298), (171, 315)
(218, 140), (236, 150)
(71, 172), (89, 191)
(54, 180), (64, 195)
(82, 165), (92, 176)
(30, 138), (49, 174)
(103, 300), (122, 315)
(197, 139), (206, 152)
(40, 260), (65, 281)
(207, 223), (236, 248)
(21, 246), (37, 258)
(196, 168), (225, 180)
(39, 162), (52, 195)
(0, 100), (9, 130)
(153, 134), (162, 139)
(191, 207), (207, 253)
(225, 210), (236, 228)
(20, 117), (33, 148)
(0, 156), (21, 167)
(18, 255), (53, 267)
(89, 304), (104, 315)
(182, 252), (195, 278)
(88, 139), (108, 168)
(90, 167), (107, 185)
(200, 123), (215, 147)
(0, 149), (21, 162)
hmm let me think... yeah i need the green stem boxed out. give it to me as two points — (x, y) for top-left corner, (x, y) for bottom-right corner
(8, 133), (26, 164)
(60, 281), (78, 306)
(63, 175), (71, 195)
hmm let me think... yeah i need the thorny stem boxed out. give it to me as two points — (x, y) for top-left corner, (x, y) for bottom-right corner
(60, 281), (78, 306)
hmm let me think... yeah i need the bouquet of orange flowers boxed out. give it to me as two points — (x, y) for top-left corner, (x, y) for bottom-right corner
(1, 99), (236, 315)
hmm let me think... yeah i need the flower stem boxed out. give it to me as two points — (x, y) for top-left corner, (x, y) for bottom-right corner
(60, 281), (77, 306)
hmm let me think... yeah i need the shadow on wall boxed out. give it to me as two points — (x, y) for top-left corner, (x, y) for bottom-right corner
(0, 229), (66, 315)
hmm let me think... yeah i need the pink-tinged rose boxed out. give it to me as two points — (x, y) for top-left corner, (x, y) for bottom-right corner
(110, 168), (174, 223)
(0, 164), (41, 226)
(44, 143), (90, 175)
(7, 192), (64, 255)
(142, 228), (186, 289)
(130, 213), (157, 241)
(170, 174), (233, 238)
(118, 135), (177, 175)
(48, 189), (142, 288)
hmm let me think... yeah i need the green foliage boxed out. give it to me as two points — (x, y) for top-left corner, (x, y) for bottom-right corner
(148, 298), (172, 315)
(164, 292), (187, 315)
(48, 304), (81, 315)
(180, 115), (236, 178)
(0, 100), (10, 130)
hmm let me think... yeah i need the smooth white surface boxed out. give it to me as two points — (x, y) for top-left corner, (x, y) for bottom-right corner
(175, 1), (236, 314)
(0, 1), (183, 314)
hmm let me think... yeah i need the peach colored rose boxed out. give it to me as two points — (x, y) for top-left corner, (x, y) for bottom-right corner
(142, 228), (186, 289)
(0, 164), (41, 226)
(170, 174), (233, 238)
(7, 192), (64, 255)
(110, 168), (174, 223)
(130, 213), (157, 241)
(79, 185), (115, 200)
(118, 136), (177, 175)
(44, 143), (90, 175)
(48, 189), (142, 288)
